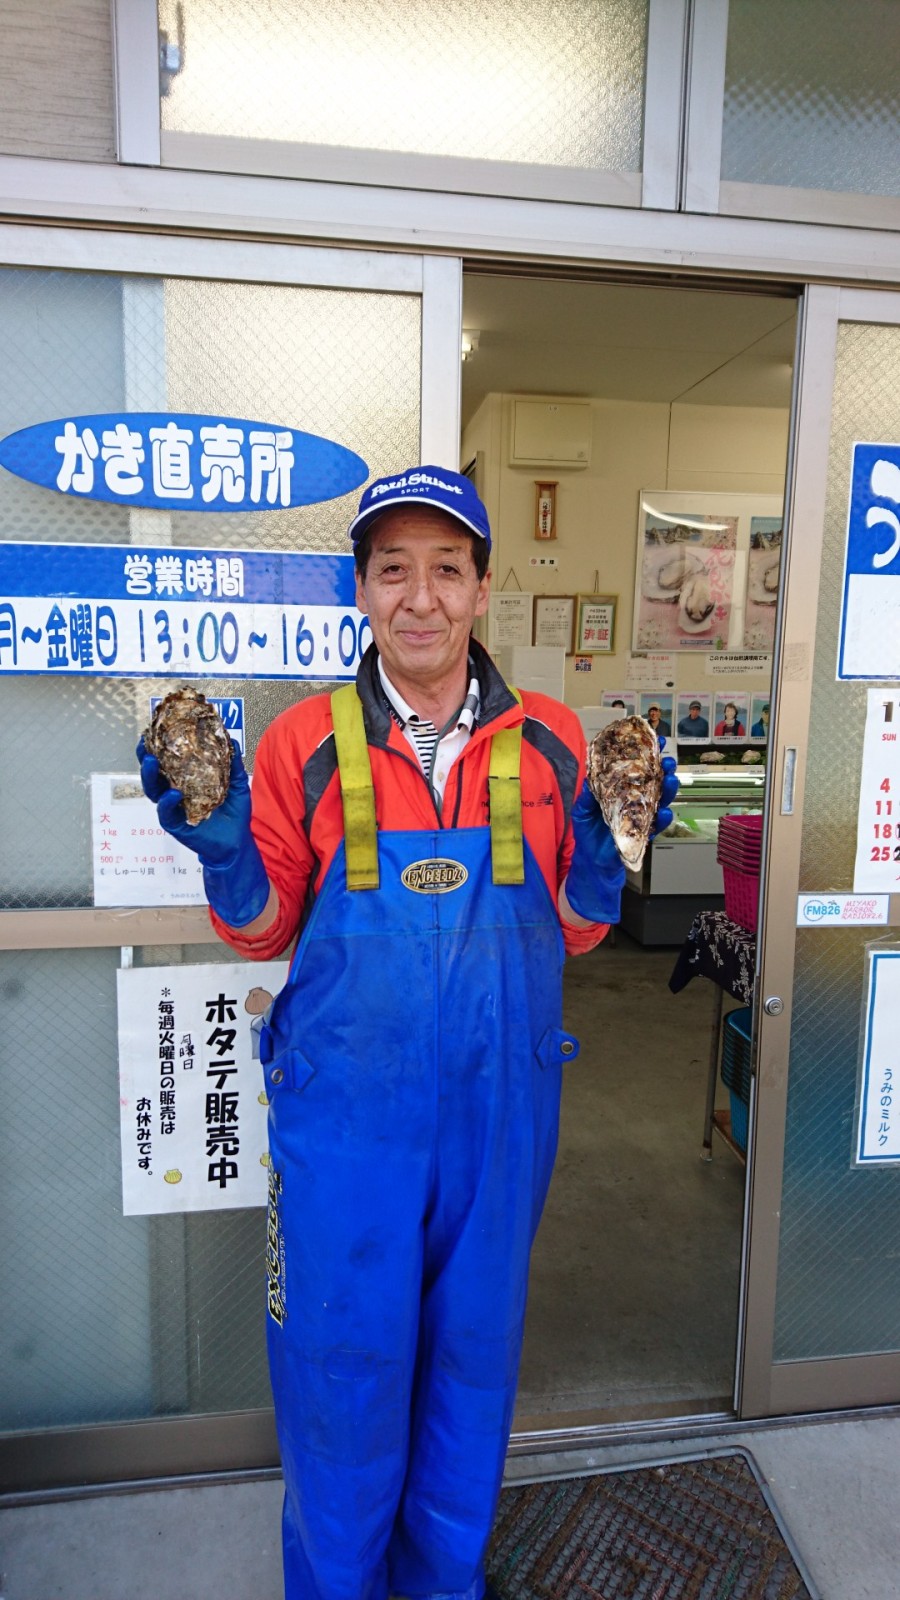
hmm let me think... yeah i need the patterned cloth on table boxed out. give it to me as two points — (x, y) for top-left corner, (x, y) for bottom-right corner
(668, 909), (756, 1004)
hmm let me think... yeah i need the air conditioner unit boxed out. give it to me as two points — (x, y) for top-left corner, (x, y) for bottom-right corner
(510, 399), (592, 468)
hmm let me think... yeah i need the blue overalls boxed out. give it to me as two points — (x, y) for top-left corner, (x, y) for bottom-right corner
(259, 686), (579, 1600)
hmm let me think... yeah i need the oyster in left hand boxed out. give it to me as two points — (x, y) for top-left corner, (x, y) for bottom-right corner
(587, 715), (663, 872)
(142, 686), (233, 824)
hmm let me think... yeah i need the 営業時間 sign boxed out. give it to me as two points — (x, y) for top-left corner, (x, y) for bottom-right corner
(0, 543), (371, 678)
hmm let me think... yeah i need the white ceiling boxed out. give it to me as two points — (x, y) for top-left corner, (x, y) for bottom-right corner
(460, 275), (798, 427)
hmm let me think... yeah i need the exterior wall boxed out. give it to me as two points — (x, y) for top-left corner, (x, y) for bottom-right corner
(0, 0), (898, 1484)
(0, 0), (115, 161)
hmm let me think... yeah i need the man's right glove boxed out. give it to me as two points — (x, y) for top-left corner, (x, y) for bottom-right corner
(137, 738), (270, 929)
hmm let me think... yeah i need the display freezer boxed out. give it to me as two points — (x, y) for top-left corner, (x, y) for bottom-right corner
(620, 763), (766, 945)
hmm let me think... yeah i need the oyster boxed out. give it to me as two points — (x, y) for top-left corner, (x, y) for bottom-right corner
(741, 748), (763, 764)
(763, 560), (779, 594)
(678, 570), (714, 632)
(143, 686), (232, 824)
(642, 544), (704, 602)
(700, 749), (726, 763)
(587, 715), (662, 872)
(657, 549), (704, 592)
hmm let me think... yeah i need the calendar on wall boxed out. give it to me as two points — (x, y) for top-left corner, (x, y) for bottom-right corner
(853, 689), (900, 893)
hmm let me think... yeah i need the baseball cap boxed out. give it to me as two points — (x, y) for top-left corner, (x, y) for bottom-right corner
(347, 465), (491, 552)
(689, 700), (702, 710)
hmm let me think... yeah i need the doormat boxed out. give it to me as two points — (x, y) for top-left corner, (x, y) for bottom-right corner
(487, 1449), (819, 1599)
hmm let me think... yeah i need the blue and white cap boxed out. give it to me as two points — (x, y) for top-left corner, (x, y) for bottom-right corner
(347, 465), (491, 552)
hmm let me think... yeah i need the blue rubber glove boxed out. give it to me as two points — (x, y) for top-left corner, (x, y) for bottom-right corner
(565, 742), (680, 924)
(136, 737), (271, 928)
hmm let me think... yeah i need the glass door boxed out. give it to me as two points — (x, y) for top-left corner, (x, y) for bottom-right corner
(740, 285), (900, 1417)
(0, 227), (461, 1490)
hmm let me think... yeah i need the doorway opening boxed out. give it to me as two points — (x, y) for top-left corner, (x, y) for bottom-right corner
(460, 269), (798, 1432)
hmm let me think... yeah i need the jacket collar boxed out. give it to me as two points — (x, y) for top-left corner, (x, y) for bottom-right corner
(355, 636), (520, 747)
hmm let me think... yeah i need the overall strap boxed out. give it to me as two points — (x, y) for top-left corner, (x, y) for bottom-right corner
(489, 689), (525, 886)
(331, 685), (380, 890)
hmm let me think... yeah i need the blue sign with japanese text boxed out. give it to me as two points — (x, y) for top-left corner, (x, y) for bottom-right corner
(838, 441), (900, 680)
(0, 542), (371, 680)
(0, 413), (367, 511)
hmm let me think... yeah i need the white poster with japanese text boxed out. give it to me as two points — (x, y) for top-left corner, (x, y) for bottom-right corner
(117, 962), (288, 1214)
(856, 947), (900, 1163)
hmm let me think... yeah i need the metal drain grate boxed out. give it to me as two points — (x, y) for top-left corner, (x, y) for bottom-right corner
(488, 1450), (819, 1599)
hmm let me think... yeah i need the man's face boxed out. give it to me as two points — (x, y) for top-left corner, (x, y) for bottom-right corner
(688, 707), (699, 720)
(355, 507), (490, 691)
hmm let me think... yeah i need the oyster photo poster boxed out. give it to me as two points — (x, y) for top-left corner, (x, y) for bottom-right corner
(634, 502), (736, 652)
(744, 518), (782, 651)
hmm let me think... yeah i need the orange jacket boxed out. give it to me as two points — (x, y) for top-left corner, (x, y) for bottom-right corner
(211, 641), (608, 960)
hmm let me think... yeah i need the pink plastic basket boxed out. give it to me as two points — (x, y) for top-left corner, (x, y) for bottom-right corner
(722, 864), (760, 934)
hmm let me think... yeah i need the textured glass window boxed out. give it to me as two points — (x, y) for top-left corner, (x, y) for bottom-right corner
(0, 943), (275, 1430)
(159, 0), (647, 171)
(0, 260), (420, 1439)
(774, 323), (900, 1362)
(722, 0), (900, 196)
(0, 266), (420, 911)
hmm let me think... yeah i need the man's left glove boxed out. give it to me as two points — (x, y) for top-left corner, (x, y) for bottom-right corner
(136, 737), (271, 928)
(565, 747), (679, 924)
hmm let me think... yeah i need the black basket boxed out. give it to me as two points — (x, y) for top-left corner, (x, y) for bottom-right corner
(721, 1006), (753, 1104)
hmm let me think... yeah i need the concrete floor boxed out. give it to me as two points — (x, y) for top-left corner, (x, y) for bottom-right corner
(4, 1412), (900, 1598)
(8, 931), (894, 1598)
(517, 927), (745, 1423)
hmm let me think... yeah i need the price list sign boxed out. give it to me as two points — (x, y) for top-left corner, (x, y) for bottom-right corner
(853, 689), (900, 893)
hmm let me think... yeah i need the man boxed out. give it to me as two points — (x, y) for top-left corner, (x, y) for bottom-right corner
(138, 466), (677, 1600)
(677, 700), (709, 739)
(751, 702), (770, 739)
(645, 702), (671, 737)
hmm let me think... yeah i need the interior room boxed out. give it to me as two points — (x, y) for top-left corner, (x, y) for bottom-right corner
(459, 272), (797, 1429)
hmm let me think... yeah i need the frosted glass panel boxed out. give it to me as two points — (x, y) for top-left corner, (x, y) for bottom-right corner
(723, 0), (900, 196)
(0, 944), (274, 1430)
(0, 266), (420, 908)
(774, 323), (900, 1362)
(0, 254), (422, 1456)
(159, 0), (647, 171)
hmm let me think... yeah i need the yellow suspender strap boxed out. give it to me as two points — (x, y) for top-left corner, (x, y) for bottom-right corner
(489, 689), (525, 886)
(331, 684), (380, 891)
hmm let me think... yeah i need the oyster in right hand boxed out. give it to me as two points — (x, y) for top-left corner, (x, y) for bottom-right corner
(143, 686), (233, 825)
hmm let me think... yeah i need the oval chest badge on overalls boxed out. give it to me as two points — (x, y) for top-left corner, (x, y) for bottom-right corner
(401, 859), (469, 894)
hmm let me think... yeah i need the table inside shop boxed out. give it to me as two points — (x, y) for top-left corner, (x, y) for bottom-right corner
(668, 909), (756, 1162)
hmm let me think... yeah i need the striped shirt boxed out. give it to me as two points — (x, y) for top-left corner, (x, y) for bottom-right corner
(377, 655), (480, 809)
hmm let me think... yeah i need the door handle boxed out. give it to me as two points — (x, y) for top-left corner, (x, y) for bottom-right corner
(781, 747), (797, 815)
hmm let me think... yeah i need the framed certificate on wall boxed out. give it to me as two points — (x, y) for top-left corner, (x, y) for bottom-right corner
(576, 594), (617, 654)
(487, 591), (533, 651)
(533, 594), (576, 653)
